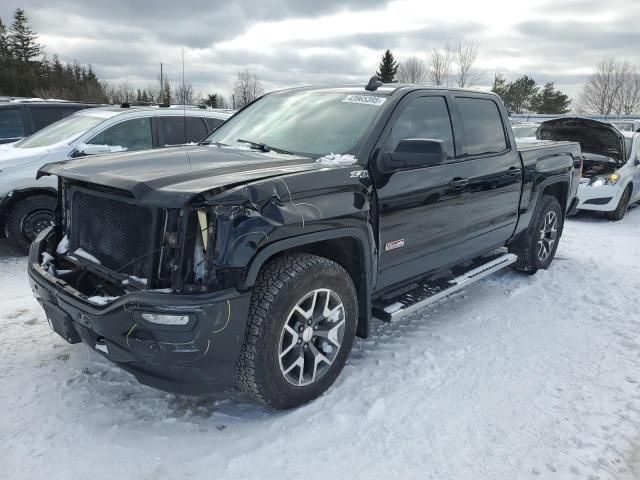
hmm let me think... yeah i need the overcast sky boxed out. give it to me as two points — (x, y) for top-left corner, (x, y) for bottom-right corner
(2, 0), (640, 102)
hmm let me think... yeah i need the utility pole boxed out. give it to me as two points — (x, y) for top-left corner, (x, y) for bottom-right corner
(160, 62), (163, 104)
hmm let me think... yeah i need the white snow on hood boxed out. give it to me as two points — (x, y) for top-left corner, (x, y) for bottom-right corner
(316, 153), (357, 166)
(0, 141), (69, 170)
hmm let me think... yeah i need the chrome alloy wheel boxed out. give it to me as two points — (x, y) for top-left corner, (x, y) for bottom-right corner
(537, 210), (558, 261)
(278, 288), (346, 387)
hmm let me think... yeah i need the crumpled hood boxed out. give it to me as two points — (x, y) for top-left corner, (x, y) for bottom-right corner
(537, 117), (626, 163)
(39, 145), (321, 203)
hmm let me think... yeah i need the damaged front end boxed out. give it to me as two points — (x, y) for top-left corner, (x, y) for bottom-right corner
(28, 179), (254, 394)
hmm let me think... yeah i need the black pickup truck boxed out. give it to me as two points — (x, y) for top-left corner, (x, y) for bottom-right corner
(28, 80), (581, 409)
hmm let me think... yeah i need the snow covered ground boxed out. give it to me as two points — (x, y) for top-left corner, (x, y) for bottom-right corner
(2, 207), (640, 480)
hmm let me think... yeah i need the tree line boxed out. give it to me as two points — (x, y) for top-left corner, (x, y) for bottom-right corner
(375, 46), (572, 115)
(0, 7), (260, 108)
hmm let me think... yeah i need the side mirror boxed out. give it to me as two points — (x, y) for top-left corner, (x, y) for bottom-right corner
(379, 139), (446, 173)
(71, 143), (119, 157)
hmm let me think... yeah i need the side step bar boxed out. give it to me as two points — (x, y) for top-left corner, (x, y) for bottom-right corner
(373, 253), (517, 321)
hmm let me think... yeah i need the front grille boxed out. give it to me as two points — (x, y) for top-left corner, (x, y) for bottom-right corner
(72, 191), (155, 278)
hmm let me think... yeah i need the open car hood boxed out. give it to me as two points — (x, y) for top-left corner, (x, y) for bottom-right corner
(537, 117), (626, 164)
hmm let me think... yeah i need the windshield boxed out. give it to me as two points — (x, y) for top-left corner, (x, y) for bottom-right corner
(512, 125), (539, 138)
(611, 122), (634, 132)
(204, 92), (387, 158)
(15, 114), (104, 148)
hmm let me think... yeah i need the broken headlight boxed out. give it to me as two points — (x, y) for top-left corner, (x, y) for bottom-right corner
(590, 174), (619, 187)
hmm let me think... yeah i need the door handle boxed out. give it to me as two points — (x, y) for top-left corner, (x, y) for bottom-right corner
(448, 177), (469, 189)
(507, 167), (522, 176)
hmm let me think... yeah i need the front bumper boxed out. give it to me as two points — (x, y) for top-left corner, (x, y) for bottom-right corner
(28, 227), (251, 395)
(576, 181), (623, 212)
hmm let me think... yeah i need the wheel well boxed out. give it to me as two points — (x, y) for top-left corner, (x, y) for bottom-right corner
(0, 188), (57, 233)
(541, 181), (568, 212)
(260, 237), (370, 338)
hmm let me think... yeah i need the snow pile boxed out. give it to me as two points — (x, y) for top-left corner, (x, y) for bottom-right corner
(86, 295), (119, 306)
(316, 153), (357, 166)
(72, 248), (101, 265)
(3, 209), (640, 479)
(56, 235), (69, 254)
(77, 143), (127, 154)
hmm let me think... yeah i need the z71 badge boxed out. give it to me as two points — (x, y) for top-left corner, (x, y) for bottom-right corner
(385, 239), (405, 251)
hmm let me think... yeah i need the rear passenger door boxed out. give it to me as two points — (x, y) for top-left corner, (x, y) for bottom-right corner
(450, 95), (522, 252)
(156, 116), (209, 147)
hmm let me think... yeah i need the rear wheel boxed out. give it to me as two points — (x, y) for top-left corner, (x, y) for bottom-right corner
(236, 253), (357, 409)
(605, 185), (631, 221)
(5, 195), (56, 253)
(510, 194), (563, 274)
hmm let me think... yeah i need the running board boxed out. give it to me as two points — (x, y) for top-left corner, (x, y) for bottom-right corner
(372, 253), (517, 321)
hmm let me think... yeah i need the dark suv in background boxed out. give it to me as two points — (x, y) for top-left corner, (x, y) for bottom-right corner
(0, 99), (99, 144)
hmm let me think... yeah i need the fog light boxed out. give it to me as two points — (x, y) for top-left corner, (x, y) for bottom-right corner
(141, 313), (190, 325)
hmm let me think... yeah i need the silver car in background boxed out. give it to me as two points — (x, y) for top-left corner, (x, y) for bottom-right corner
(0, 105), (232, 251)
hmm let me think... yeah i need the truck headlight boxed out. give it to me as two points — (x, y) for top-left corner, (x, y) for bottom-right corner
(590, 174), (619, 187)
(141, 313), (190, 325)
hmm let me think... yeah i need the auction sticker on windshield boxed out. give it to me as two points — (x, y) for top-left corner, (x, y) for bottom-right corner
(342, 95), (387, 106)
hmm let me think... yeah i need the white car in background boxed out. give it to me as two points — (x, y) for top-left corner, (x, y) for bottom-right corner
(0, 105), (232, 251)
(511, 122), (540, 143)
(538, 117), (640, 220)
(610, 120), (640, 133)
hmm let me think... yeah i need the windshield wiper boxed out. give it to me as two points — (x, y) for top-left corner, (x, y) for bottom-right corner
(236, 138), (295, 155)
(199, 140), (228, 147)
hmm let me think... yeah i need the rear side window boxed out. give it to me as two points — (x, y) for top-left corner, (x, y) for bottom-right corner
(30, 107), (70, 131)
(0, 108), (25, 139)
(456, 97), (507, 156)
(385, 96), (455, 159)
(158, 116), (209, 146)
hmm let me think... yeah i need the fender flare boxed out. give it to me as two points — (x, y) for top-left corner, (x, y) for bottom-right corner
(241, 226), (375, 338)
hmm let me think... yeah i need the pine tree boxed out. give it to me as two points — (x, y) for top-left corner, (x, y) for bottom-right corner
(376, 49), (398, 83)
(0, 17), (11, 63)
(162, 80), (171, 104)
(531, 82), (571, 114)
(8, 8), (42, 63)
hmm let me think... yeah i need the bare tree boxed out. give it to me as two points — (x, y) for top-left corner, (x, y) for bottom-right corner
(615, 64), (640, 115)
(580, 58), (627, 115)
(396, 56), (427, 84)
(427, 46), (452, 86)
(175, 82), (194, 104)
(232, 69), (264, 109)
(454, 40), (479, 88)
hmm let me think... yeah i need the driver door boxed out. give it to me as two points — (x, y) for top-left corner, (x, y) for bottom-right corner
(373, 92), (473, 290)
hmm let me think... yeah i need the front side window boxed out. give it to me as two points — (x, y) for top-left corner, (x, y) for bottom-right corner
(15, 114), (103, 148)
(88, 117), (152, 152)
(0, 108), (25, 139)
(158, 116), (208, 146)
(384, 96), (455, 159)
(204, 92), (386, 158)
(456, 97), (507, 156)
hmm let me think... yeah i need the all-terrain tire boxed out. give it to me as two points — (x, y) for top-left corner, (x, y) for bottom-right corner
(509, 194), (563, 274)
(605, 185), (631, 221)
(236, 253), (358, 409)
(5, 195), (56, 253)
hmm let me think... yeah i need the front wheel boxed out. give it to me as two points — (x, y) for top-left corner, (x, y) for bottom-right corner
(5, 195), (57, 253)
(605, 185), (631, 221)
(510, 194), (563, 274)
(236, 253), (357, 409)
